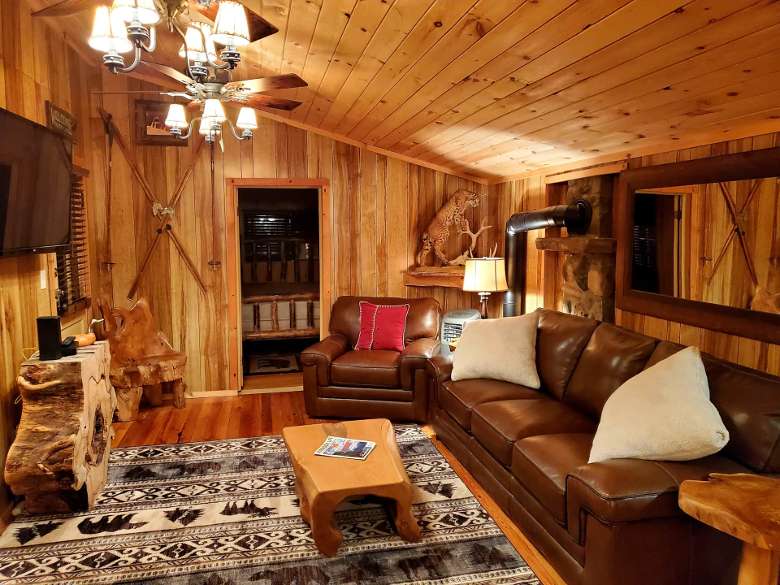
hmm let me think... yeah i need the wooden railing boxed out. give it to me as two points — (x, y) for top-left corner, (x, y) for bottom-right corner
(242, 292), (319, 340)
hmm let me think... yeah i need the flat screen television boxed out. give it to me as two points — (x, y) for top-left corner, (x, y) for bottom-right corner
(0, 107), (72, 257)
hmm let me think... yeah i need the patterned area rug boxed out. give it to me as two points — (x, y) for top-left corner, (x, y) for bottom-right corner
(246, 353), (300, 375)
(0, 426), (540, 584)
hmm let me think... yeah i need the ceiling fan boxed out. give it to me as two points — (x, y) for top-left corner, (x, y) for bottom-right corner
(36, 0), (308, 142)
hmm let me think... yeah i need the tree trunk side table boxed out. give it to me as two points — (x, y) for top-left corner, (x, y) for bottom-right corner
(679, 473), (780, 585)
(4, 341), (116, 514)
(282, 418), (421, 556)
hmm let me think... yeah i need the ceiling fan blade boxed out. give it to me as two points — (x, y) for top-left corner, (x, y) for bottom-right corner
(243, 95), (303, 111)
(223, 74), (307, 94)
(32, 0), (102, 17)
(133, 61), (193, 90)
(191, 1), (278, 43)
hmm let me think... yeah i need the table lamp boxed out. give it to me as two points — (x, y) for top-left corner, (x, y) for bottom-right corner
(463, 257), (509, 319)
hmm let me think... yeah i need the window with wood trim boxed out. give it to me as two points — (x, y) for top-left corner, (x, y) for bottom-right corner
(56, 169), (90, 315)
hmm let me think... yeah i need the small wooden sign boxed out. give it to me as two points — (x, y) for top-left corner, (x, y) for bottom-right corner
(46, 101), (76, 139)
(135, 100), (187, 146)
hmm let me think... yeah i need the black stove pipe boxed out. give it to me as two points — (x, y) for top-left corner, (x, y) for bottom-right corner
(503, 199), (592, 317)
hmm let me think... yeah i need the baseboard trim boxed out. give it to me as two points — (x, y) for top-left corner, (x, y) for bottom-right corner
(187, 386), (304, 398)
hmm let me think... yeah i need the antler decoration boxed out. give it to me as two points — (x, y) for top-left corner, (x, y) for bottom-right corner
(449, 218), (493, 266)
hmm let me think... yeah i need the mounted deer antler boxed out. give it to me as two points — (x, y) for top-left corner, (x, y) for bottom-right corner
(448, 218), (493, 266)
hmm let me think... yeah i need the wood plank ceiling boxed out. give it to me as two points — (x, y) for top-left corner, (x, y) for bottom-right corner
(31, 0), (780, 180)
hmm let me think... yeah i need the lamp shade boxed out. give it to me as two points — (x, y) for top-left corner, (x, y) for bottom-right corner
(202, 98), (226, 124)
(88, 6), (133, 54)
(178, 23), (217, 63)
(164, 104), (188, 130)
(199, 117), (220, 136)
(211, 1), (250, 47)
(463, 257), (508, 293)
(112, 0), (160, 25)
(236, 107), (258, 130)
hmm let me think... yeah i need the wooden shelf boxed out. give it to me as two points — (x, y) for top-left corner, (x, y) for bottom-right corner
(403, 267), (465, 288)
(535, 236), (616, 255)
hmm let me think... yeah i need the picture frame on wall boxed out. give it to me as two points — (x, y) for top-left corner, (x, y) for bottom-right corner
(134, 100), (187, 146)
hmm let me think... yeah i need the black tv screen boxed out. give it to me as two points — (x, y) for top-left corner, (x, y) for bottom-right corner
(0, 107), (72, 256)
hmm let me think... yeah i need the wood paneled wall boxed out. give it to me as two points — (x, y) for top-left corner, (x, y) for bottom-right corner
(0, 0), (98, 517)
(90, 75), (511, 392)
(491, 135), (780, 376)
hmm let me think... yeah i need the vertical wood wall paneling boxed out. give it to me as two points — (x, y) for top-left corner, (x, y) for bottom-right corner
(0, 0), (98, 519)
(494, 134), (780, 375)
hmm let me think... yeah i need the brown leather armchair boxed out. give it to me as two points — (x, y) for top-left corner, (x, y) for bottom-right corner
(301, 296), (441, 422)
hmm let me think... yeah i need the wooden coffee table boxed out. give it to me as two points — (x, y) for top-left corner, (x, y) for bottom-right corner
(679, 473), (780, 585)
(282, 418), (421, 555)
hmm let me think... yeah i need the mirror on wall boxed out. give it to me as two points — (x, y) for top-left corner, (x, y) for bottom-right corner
(616, 147), (780, 344)
(629, 179), (780, 315)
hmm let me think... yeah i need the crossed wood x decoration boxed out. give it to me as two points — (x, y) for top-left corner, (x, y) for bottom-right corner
(706, 179), (762, 286)
(98, 108), (208, 299)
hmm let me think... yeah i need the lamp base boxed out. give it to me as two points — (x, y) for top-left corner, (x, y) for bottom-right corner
(478, 292), (491, 319)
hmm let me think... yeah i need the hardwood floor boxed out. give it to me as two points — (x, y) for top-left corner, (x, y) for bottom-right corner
(242, 372), (304, 392)
(113, 392), (567, 585)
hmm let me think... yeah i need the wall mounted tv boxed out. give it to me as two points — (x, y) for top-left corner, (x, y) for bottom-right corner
(0, 107), (73, 257)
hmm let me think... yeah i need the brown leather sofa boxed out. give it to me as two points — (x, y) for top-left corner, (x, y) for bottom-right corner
(301, 296), (440, 422)
(427, 308), (780, 585)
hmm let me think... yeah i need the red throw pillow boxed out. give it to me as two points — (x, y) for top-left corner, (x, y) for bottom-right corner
(354, 302), (410, 352)
(355, 301), (378, 350)
(372, 304), (410, 351)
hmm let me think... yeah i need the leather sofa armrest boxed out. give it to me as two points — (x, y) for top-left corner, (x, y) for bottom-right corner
(399, 338), (440, 390)
(565, 460), (685, 544)
(426, 353), (453, 385)
(300, 334), (349, 386)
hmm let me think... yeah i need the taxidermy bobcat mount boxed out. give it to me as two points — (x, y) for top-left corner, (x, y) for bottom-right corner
(416, 190), (492, 266)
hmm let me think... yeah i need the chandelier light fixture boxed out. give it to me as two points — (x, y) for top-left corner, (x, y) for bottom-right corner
(85, 0), (307, 145)
(88, 0), (252, 76)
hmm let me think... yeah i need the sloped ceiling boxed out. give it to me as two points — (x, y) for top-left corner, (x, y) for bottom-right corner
(28, 0), (780, 181)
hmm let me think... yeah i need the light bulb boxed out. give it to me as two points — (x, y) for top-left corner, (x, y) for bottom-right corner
(236, 107), (257, 130)
(164, 104), (188, 130)
(112, 0), (160, 25)
(211, 1), (250, 47)
(178, 23), (217, 63)
(88, 6), (133, 54)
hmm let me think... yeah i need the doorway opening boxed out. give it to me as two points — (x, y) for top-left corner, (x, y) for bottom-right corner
(238, 187), (320, 390)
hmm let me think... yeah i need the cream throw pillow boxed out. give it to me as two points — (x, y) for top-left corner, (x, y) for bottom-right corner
(451, 313), (540, 389)
(589, 346), (729, 463)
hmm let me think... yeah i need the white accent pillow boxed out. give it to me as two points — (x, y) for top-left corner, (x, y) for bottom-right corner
(589, 346), (729, 463)
(451, 313), (540, 389)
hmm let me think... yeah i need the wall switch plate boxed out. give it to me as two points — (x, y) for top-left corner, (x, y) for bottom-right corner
(40, 269), (47, 289)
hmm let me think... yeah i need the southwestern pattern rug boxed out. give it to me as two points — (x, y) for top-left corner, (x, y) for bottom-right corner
(0, 426), (539, 584)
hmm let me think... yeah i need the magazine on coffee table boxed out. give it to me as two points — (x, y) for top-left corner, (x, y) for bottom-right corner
(314, 436), (376, 460)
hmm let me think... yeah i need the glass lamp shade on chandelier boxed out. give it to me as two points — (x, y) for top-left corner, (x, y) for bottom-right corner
(89, 0), (251, 75)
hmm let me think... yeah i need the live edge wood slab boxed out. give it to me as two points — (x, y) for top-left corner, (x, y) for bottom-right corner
(5, 342), (116, 513)
(282, 418), (421, 556)
(679, 473), (780, 585)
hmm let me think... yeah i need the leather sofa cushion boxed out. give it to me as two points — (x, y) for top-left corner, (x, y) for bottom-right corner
(331, 350), (400, 387)
(511, 433), (593, 524)
(329, 296), (440, 347)
(565, 454), (748, 544)
(471, 399), (596, 466)
(536, 309), (598, 399)
(439, 379), (541, 430)
(564, 323), (657, 418)
(644, 340), (684, 369)
(703, 355), (780, 473)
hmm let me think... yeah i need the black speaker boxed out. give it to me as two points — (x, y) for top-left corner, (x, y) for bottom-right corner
(37, 316), (62, 361)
